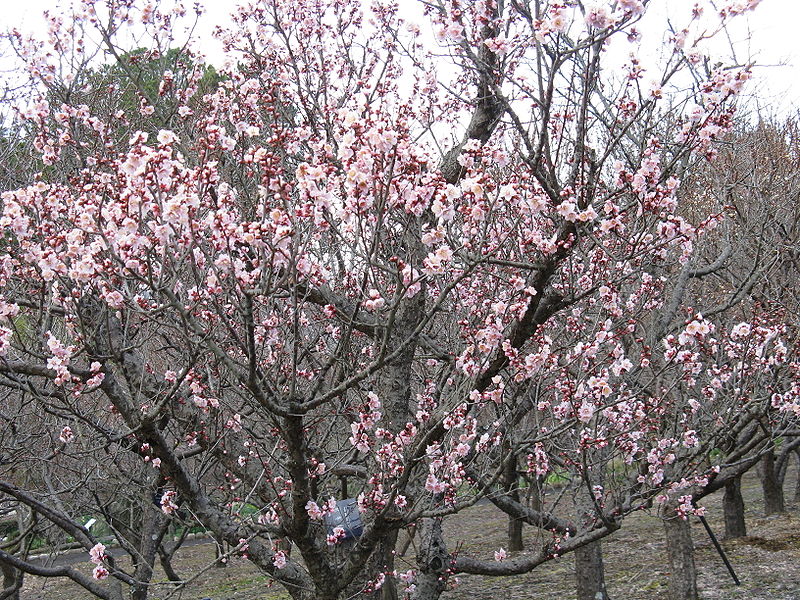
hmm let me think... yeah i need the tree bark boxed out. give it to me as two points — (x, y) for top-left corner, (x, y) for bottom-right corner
(214, 539), (228, 568)
(663, 506), (699, 600)
(723, 475), (747, 539)
(575, 541), (611, 600)
(795, 449), (800, 503)
(0, 561), (21, 600)
(574, 486), (610, 600)
(507, 516), (524, 553)
(574, 452), (610, 600)
(503, 453), (524, 551)
(130, 504), (169, 600)
(409, 518), (449, 600)
(758, 450), (785, 515)
(335, 530), (399, 600)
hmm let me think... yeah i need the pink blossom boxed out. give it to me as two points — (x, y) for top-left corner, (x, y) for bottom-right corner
(156, 129), (178, 146)
(326, 526), (347, 546)
(731, 322), (751, 339)
(618, 0), (645, 16)
(585, 5), (612, 29)
(89, 543), (106, 564)
(305, 500), (324, 520)
(272, 550), (287, 569)
(92, 565), (109, 580)
(226, 414), (243, 432)
(160, 490), (178, 515)
(425, 473), (446, 494)
(364, 289), (385, 311)
(577, 401), (595, 423)
(59, 426), (74, 443)
(483, 36), (510, 56)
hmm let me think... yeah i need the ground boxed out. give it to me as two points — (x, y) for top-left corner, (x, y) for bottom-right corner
(20, 469), (800, 600)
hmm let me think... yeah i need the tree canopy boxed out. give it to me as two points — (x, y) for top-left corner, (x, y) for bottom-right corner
(0, 2), (797, 600)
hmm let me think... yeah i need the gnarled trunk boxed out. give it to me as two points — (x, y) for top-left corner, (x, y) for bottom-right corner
(663, 505), (698, 600)
(507, 515), (524, 553)
(410, 518), (449, 600)
(794, 449), (800, 503)
(758, 450), (785, 515)
(723, 475), (747, 539)
(130, 503), (170, 600)
(574, 451), (610, 600)
(503, 452), (524, 551)
(0, 561), (21, 600)
(575, 541), (611, 600)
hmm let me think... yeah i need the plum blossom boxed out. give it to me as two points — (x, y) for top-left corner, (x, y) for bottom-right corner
(731, 322), (751, 339)
(92, 565), (109, 580)
(156, 129), (178, 146)
(422, 245), (454, 276)
(160, 490), (178, 515)
(674, 494), (703, 519)
(679, 315), (714, 345)
(45, 331), (74, 386)
(577, 400), (595, 423)
(364, 289), (385, 311)
(484, 36), (510, 56)
(89, 543), (106, 564)
(398, 569), (416, 591)
(226, 413), (243, 432)
(556, 200), (578, 221)
(425, 473), (447, 494)
(402, 265), (421, 298)
(618, 0), (645, 16)
(494, 547), (507, 562)
(59, 426), (75, 443)
(435, 21), (464, 43)
(326, 526), (347, 546)
(272, 550), (287, 569)
(526, 443), (549, 476)
(682, 430), (699, 448)
(585, 5), (612, 29)
(305, 497), (336, 520)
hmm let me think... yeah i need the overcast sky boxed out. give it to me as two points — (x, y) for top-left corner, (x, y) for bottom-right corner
(4, 0), (799, 115)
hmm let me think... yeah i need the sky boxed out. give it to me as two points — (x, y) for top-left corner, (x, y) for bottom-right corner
(3, 0), (799, 116)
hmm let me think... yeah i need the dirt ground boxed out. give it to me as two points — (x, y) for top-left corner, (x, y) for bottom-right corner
(20, 469), (800, 600)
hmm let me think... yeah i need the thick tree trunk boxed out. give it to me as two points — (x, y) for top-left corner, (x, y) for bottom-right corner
(507, 516), (524, 553)
(663, 506), (699, 600)
(158, 525), (191, 583)
(574, 453), (610, 600)
(131, 504), (169, 600)
(574, 495), (610, 600)
(409, 518), (449, 600)
(503, 453), (524, 551)
(335, 531), (399, 600)
(575, 541), (611, 600)
(795, 449), (800, 503)
(0, 561), (21, 600)
(758, 450), (785, 515)
(723, 475), (747, 539)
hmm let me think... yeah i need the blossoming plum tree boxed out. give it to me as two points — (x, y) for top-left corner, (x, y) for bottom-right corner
(0, 1), (796, 600)
(673, 114), (800, 541)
